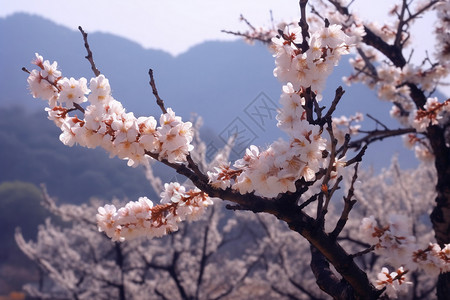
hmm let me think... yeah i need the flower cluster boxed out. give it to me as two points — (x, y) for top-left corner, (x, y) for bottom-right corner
(96, 182), (213, 241)
(26, 54), (194, 167)
(402, 133), (434, 163)
(208, 129), (326, 198)
(360, 215), (450, 276)
(412, 243), (450, 276)
(376, 266), (410, 299)
(271, 24), (352, 94)
(400, 98), (450, 162)
(343, 58), (450, 136)
(410, 98), (450, 132)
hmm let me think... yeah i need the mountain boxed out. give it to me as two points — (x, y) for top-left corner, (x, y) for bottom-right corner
(0, 13), (424, 183)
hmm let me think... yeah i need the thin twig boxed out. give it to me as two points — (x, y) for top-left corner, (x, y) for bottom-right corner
(393, 0), (408, 48)
(321, 86), (345, 125)
(240, 14), (256, 31)
(318, 119), (339, 224)
(225, 204), (246, 211)
(329, 163), (359, 240)
(350, 245), (376, 259)
(298, 194), (319, 210)
(349, 128), (416, 150)
(345, 144), (368, 166)
(148, 69), (167, 114)
(73, 103), (85, 114)
(221, 30), (272, 44)
(323, 176), (342, 216)
(366, 114), (388, 130)
(78, 26), (101, 77)
(337, 134), (351, 159)
(404, 0), (440, 23)
(337, 235), (371, 248)
(356, 48), (378, 79)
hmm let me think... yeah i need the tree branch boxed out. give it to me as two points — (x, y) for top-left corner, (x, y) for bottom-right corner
(148, 69), (167, 114)
(309, 245), (353, 299)
(348, 128), (416, 150)
(78, 26), (101, 77)
(298, 0), (311, 53)
(330, 164), (359, 240)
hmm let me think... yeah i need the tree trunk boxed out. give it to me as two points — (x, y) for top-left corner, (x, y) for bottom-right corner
(428, 125), (450, 300)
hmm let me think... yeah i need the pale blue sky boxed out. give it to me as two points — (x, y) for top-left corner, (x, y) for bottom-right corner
(0, 0), (432, 54)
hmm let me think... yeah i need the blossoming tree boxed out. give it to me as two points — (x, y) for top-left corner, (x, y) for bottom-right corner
(15, 186), (274, 300)
(22, 0), (449, 299)
(15, 157), (441, 299)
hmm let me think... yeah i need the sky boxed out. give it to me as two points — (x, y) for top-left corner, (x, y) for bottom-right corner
(1, 0), (304, 55)
(0, 0), (435, 55)
(1, 0), (448, 95)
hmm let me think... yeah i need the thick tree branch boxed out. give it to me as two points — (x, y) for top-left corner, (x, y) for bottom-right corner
(310, 245), (355, 300)
(298, 0), (311, 53)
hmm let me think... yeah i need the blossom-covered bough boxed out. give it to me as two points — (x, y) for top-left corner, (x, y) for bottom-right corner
(225, 0), (450, 298)
(23, 1), (449, 299)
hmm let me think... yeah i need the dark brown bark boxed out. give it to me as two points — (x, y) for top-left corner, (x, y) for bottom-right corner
(361, 27), (406, 68)
(428, 125), (450, 299)
(273, 200), (380, 300)
(310, 245), (355, 300)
